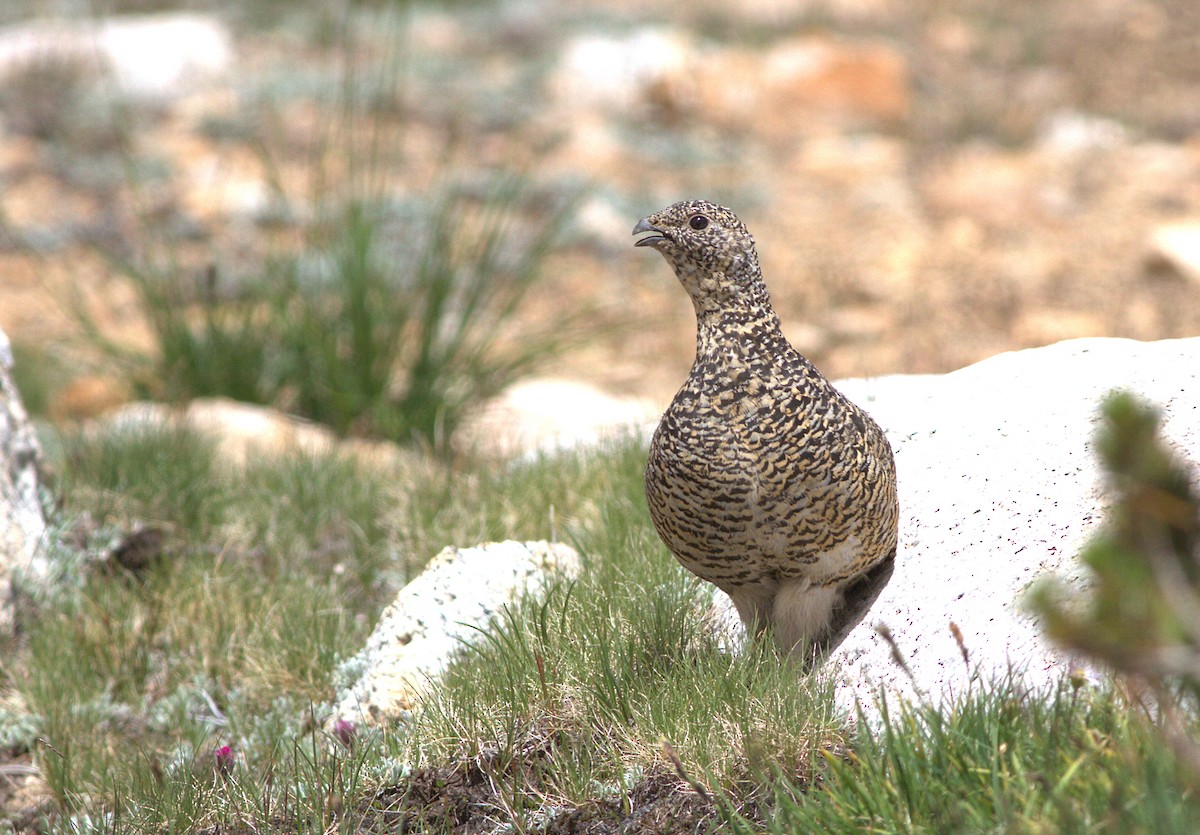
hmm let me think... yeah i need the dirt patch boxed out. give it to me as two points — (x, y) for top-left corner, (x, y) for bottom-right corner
(183, 749), (720, 834)
(367, 758), (715, 835)
(541, 768), (715, 834)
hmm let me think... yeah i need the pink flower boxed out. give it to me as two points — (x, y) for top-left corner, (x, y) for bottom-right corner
(214, 745), (234, 778)
(333, 719), (357, 750)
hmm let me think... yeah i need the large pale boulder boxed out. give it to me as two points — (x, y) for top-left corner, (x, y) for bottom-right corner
(0, 328), (47, 632)
(822, 337), (1200, 718)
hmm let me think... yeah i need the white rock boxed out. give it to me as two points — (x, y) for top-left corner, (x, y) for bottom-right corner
(457, 378), (658, 458)
(0, 13), (231, 100)
(333, 540), (581, 725)
(573, 195), (636, 252)
(1146, 222), (1200, 284)
(0, 327), (48, 633)
(820, 337), (1200, 719)
(1038, 109), (1128, 154)
(552, 28), (692, 112)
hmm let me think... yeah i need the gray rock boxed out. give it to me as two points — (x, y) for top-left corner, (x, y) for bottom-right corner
(0, 327), (48, 633)
(821, 337), (1200, 719)
(332, 540), (581, 725)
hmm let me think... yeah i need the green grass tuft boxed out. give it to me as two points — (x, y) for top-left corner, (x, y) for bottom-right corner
(59, 420), (230, 534)
(733, 676), (1200, 832)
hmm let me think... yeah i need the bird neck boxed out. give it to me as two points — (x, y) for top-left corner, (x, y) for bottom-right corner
(693, 295), (790, 366)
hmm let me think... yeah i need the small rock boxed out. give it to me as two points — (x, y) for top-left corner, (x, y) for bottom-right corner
(690, 35), (910, 139)
(1145, 222), (1200, 284)
(573, 195), (636, 253)
(97, 398), (338, 467)
(332, 540), (581, 725)
(552, 28), (692, 114)
(826, 306), (892, 341)
(1038, 109), (1128, 154)
(408, 9), (465, 53)
(184, 158), (273, 223)
(104, 526), (167, 576)
(921, 147), (1035, 231)
(748, 35), (910, 128)
(93, 397), (413, 471)
(1013, 309), (1107, 346)
(926, 15), (977, 55)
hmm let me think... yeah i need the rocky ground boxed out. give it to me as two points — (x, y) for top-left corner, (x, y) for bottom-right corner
(0, 0), (1198, 424)
(2, 4), (1200, 826)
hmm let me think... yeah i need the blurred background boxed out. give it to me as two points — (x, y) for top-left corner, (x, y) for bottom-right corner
(1, 0), (1198, 452)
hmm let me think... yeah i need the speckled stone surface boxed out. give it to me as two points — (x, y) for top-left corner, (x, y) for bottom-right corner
(819, 337), (1200, 719)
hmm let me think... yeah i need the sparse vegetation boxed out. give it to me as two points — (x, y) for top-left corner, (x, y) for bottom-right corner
(6, 342), (66, 419)
(4, 422), (1200, 832)
(51, 1), (585, 453)
(81, 177), (582, 452)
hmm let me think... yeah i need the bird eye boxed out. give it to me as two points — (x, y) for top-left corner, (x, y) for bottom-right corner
(688, 214), (709, 230)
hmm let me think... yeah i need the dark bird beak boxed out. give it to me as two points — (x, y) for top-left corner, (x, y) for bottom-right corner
(633, 217), (667, 247)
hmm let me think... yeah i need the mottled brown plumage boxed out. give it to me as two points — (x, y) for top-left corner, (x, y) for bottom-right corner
(634, 199), (899, 659)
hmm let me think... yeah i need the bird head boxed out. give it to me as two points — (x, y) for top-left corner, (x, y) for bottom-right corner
(632, 200), (764, 313)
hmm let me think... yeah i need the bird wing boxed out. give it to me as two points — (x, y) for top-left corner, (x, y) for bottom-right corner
(731, 380), (876, 577)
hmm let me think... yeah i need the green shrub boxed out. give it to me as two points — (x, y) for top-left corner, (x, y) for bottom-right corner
(1029, 392), (1200, 695)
